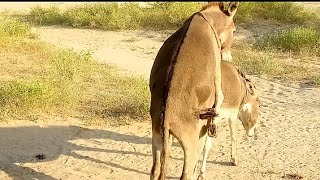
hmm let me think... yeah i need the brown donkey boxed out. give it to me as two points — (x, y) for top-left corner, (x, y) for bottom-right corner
(149, 2), (239, 180)
(198, 63), (261, 180)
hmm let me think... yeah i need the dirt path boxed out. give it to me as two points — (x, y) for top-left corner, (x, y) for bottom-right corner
(1, 2), (320, 180)
(31, 27), (167, 78)
(31, 26), (253, 78)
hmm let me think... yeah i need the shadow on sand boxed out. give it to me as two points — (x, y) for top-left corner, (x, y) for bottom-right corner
(0, 125), (231, 179)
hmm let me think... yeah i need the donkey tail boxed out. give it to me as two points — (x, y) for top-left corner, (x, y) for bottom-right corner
(159, 114), (170, 180)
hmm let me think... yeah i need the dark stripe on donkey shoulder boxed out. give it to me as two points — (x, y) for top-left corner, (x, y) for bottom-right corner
(160, 12), (203, 122)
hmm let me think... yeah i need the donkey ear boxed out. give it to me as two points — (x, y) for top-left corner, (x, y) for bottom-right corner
(228, 2), (239, 16)
(246, 81), (255, 95)
(219, 2), (227, 13)
(219, 2), (239, 17)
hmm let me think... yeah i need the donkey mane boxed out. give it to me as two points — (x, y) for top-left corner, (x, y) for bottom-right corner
(201, 2), (220, 11)
(236, 67), (246, 78)
(236, 67), (251, 82)
(236, 67), (257, 93)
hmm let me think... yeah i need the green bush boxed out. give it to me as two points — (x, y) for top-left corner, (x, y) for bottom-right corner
(91, 75), (149, 120)
(0, 16), (33, 37)
(236, 2), (315, 25)
(235, 2), (257, 23)
(27, 6), (67, 25)
(256, 27), (320, 55)
(142, 2), (201, 30)
(24, 2), (317, 30)
(63, 3), (119, 29)
(233, 43), (309, 82)
(25, 2), (201, 30)
(0, 80), (52, 116)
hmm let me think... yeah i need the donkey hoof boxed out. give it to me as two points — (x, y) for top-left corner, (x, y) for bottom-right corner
(231, 158), (239, 166)
(207, 124), (217, 138)
(197, 173), (206, 180)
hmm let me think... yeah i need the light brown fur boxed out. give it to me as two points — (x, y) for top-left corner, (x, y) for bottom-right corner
(201, 2), (221, 11)
(149, 2), (239, 180)
(198, 62), (260, 180)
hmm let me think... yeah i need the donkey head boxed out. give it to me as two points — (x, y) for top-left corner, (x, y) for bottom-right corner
(202, 2), (239, 62)
(238, 80), (261, 137)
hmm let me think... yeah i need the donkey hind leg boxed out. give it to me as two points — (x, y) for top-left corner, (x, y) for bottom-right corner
(180, 133), (206, 180)
(150, 130), (163, 180)
(180, 140), (198, 180)
(150, 131), (173, 180)
(228, 116), (238, 166)
(198, 136), (212, 180)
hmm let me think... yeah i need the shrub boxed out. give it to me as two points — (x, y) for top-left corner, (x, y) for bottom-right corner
(19, 2), (320, 30)
(27, 6), (67, 25)
(24, 2), (201, 30)
(142, 2), (201, 30)
(0, 80), (53, 116)
(236, 2), (315, 25)
(256, 27), (320, 55)
(0, 16), (32, 37)
(232, 42), (309, 82)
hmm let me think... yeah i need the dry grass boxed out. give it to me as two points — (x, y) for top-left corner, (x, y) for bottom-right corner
(236, 2), (317, 26)
(18, 2), (319, 30)
(256, 27), (320, 56)
(232, 42), (320, 86)
(22, 2), (201, 30)
(0, 15), (150, 123)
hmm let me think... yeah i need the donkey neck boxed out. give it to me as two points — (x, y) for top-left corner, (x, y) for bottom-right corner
(238, 70), (249, 107)
(197, 11), (222, 49)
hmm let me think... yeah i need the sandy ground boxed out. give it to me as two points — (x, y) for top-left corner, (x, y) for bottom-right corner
(1, 2), (320, 180)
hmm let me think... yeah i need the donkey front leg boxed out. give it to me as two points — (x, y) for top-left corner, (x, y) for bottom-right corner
(228, 116), (238, 166)
(198, 135), (212, 180)
(214, 58), (224, 116)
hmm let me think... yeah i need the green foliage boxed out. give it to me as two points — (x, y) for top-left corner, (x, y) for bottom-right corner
(256, 27), (320, 55)
(142, 2), (201, 30)
(62, 3), (135, 30)
(0, 80), (52, 116)
(25, 2), (201, 30)
(0, 16), (33, 37)
(236, 2), (315, 25)
(0, 15), (150, 121)
(27, 6), (67, 25)
(233, 43), (309, 82)
(24, 2), (318, 30)
(91, 75), (149, 120)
